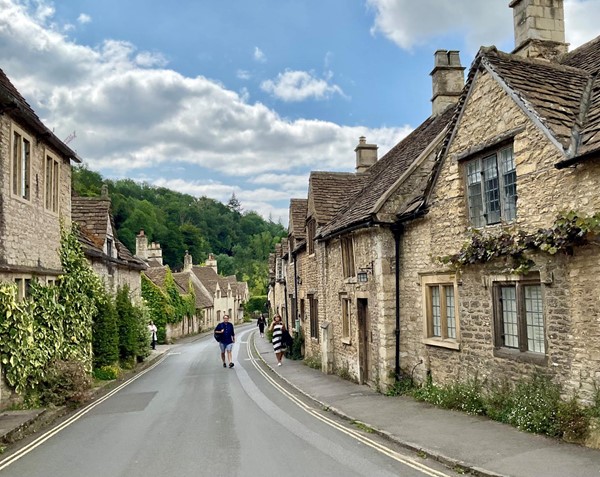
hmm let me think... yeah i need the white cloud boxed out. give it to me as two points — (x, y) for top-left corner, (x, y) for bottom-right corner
(253, 46), (266, 62)
(366, 0), (599, 53)
(236, 69), (251, 80)
(261, 70), (345, 102)
(77, 13), (91, 24)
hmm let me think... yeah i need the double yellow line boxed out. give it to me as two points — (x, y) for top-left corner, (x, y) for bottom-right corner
(246, 334), (451, 477)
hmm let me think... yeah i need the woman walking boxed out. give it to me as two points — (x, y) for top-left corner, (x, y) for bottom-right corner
(257, 314), (267, 338)
(269, 315), (286, 366)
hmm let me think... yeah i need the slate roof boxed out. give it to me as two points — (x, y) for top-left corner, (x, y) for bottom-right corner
(308, 172), (366, 225)
(72, 196), (146, 270)
(0, 68), (80, 162)
(319, 107), (455, 238)
(289, 199), (308, 239)
(173, 271), (213, 308)
(144, 266), (169, 288)
(191, 266), (220, 295)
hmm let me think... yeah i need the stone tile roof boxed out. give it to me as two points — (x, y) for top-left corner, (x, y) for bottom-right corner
(72, 196), (146, 269)
(191, 266), (219, 295)
(319, 107), (455, 238)
(0, 68), (80, 162)
(144, 266), (169, 288)
(173, 271), (213, 308)
(308, 172), (366, 225)
(289, 199), (308, 239)
(482, 48), (589, 151)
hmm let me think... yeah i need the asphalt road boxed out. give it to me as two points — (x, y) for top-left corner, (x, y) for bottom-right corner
(0, 327), (456, 477)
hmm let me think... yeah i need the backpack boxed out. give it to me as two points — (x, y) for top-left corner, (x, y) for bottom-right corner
(214, 325), (222, 342)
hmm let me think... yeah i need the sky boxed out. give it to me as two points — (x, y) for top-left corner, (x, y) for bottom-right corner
(1, 0), (599, 226)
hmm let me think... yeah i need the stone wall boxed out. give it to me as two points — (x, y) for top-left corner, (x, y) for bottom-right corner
(0, 116), (72, 278)
(398, 69), (600, 400)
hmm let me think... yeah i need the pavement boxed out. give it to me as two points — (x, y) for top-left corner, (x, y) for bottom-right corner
(2, 326), (600, 477)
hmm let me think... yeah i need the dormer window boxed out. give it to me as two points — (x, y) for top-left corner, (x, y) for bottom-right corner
(465, 144), (516, 226)
(107, 238), (113, 258)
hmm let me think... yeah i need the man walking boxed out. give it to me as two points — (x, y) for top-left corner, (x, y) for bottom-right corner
(214, 314), (235, 368)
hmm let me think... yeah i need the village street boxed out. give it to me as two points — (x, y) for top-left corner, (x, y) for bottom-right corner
(0, 325), (453, 477)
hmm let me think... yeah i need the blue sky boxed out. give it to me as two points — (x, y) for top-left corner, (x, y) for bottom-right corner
(1, 0), (599, 225)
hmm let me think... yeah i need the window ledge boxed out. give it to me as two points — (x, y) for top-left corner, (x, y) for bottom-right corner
(422, 338), (460, 351)
(493, 348), (547, 365)
(341, 338), (351, 346)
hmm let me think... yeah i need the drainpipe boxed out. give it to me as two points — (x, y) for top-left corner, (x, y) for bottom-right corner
(392, 223), (404, 380)
(283, 278), (289, 327)
(292, 254), (299, 331)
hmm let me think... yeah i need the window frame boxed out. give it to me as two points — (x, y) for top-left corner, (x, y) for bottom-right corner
(307, 219), (316, 255)
(463, 143), (516, 227)
(45, 149), (61, 213)
(492, 275), (546, 363)
(11, 123), (32, 202)
(340, 236), (356, 279)
(421, 274), (460, 350)
(341, 296), (351, 344)
(308, 294), (319, 341)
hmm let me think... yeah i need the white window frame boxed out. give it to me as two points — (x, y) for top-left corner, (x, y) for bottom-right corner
(11, 123), (32, 202)
(45, 149), (61, 213)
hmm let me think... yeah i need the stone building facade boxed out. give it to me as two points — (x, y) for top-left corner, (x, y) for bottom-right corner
(0, 68), (80, 291)
(395, 0), (600, 400)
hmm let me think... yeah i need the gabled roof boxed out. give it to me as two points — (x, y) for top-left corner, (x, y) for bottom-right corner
(289, 199), (308, 239)
(319, 107), (455, 238)
(173, 271), (213, 308)
(191, 266), (220, 295)
(144, 266), (169, 288)
(0, 68), (80, 162)
(308, 172), (366, 225)
(72, 196), (146, 270)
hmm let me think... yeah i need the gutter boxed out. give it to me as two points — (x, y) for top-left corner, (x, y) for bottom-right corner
(317, 218), (375, 242)
(555, 150), (598, 170)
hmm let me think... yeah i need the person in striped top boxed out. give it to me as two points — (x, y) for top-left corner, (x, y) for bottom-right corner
(269, 314), (287, 366)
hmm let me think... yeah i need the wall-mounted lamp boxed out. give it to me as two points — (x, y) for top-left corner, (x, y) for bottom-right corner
(296, 276), (302, 285)
(357, 261), (373, 283)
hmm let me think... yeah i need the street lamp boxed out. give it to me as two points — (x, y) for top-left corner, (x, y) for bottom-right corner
(357, 261), (373, 283)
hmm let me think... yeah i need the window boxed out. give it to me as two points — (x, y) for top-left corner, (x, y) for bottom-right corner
(421, 274), (459, 349)
(15, 278), (32, 301)
(493, 278), (545, 355)
(341, 297), (351, 342)
(12, 126), (31, 201)
(308, 294), (318, 340)
(341, 236), (355, 278)
(275, 257), (283, 281)
(307, 219), (316, 254)
(45, 152), (60, 212)
(465, 145), (516, 226)
(106, 238), (113, 258)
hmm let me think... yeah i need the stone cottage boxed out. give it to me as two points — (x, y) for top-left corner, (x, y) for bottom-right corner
(72, 186), (147, 299)
(313, 51), (462, 387)
(395, 0), (600, 400)
(0, 68), (80, 294)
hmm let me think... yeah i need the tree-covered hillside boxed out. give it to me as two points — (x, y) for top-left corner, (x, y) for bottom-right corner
(72, 166), (286, 295)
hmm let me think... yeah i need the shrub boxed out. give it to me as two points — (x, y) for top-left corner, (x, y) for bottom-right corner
(93, 365), (121, 381)
(386, 376), (415, 396)
(557, 396), (590, 442)
(286, 332), (304, 360)
(92, 292), (119, 368)
(38, 360), (92, 407)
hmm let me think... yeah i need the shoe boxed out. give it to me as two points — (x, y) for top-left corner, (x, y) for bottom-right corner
(277, 362), (282, 366)
(229, 363), (234, 368)
(223, 362), (227, 368)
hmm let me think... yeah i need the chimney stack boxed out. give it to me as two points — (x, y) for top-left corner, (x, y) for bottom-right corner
(510, 0), (568, 60)
(355, 136), (378, 173)
(430, 50), (464, 116)
(206, 253), (218, 273)
(135, 230), (147, 259)
(183, 250), (193, 272)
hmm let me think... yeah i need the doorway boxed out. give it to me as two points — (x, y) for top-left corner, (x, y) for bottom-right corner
(357, 298), (370, 385)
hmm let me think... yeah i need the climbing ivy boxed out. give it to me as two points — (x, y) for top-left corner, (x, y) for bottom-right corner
(140, 269), (195, 343)
(439, 211), (600, 273)
(0, 223), (98, 393)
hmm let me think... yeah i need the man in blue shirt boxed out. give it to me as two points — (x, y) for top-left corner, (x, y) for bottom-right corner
(214, 314), (236, 368)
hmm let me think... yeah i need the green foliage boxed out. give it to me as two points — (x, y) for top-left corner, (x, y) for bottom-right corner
(303, 356), (322, 370)
(116, 286), (138, 362)
(0, 224), (96, 394)
(385, 375), (416, 396)
(439, 211), (600, 273)
(38, 360), (92, 407)
(92, 291), (119, 368)
(405, 373), (590, 442)
(245, 296), (267, 314)
(93, 365), (121, 381)
(72, 166), (286, 295)
(286, 332), (304, 360)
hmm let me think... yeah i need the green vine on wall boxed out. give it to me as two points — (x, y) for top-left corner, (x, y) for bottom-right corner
(0, 223), (98, 393)
(439, 211), (600, 273)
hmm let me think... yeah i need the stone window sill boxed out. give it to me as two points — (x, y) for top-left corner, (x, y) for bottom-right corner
(493, 348), (548, 365)
(422, 337), (460, 351)
(341, 338), (351, 346)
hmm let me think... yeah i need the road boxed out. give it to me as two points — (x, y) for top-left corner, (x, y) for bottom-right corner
(0, 326), (457, 477)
